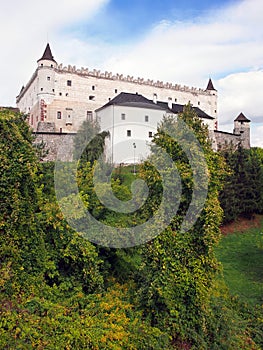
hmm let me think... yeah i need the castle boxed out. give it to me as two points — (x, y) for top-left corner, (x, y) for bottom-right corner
(16, 44), (250, 162)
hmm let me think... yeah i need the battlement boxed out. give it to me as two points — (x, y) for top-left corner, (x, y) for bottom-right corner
(56, 63), (210, 96)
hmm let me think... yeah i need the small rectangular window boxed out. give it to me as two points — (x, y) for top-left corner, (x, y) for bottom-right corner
(127, 130), (131, 137)
(121, 113), (126, 120)
(87, 111), (93, 121)
(67, 80), (72, 86)
(115, 89), (118, 93)
(149, 131), (153, 138)
(47, 76), (50, 81)
(57, 111), (62, 119)
(92, 85), (95, 90)
(145, 115), (149, 122)
(89, 95), (95, 101)
(66, 115), (72, 125)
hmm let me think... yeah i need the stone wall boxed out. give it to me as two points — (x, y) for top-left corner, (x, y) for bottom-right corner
(214, 130), (241, 150)
(34, 132), (75, 162)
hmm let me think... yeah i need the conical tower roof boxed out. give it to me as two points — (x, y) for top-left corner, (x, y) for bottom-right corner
(234, 112), (250, 122)
(205, 78), (217, 91)
(37, 43), (56, 63)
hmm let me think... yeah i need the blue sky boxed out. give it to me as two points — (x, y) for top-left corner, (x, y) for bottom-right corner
(75, 0), (235, 43)
(0, 0), (262, 146)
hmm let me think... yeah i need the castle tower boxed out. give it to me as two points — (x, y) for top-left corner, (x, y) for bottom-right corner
(205, 78), (218, 129)
(37, 44), (57, 106)
(233, 112), (250, 149)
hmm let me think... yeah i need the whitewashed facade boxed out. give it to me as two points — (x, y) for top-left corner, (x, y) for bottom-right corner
(16, 44), (218, 134)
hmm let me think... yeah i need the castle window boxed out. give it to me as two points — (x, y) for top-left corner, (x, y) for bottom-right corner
(198, 101), (200, 105)
(65, 93), (69, 97)
(215, 110), (217, 113)
(51, 64), (53, 68)
(40, 63), (43, 67)
(175, 98), (177, 102)
(52, 89), (55, 92)
(87, 111), (93, 121)
(115, 89), (118, 93)
(57, 111), (62, 119)
(40, 88), (43, 91)
(59, 92), (62, 96)
(66, 115), (72, 125)
(92, 85), (95, 90)
(127, 130), (131, 137)
(89, 95), (95, 101)
(145, 115), (149, 122)
(47, 76), (50, 81)
(67, 80), (72, 86)
(121, 113), (126, 120)
(149, 131), (153, 138)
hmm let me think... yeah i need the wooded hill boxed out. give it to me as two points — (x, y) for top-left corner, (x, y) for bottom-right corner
(0, 107), (262, 349)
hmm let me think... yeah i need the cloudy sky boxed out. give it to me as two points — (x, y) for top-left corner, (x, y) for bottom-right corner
(0, 0), (262, 146)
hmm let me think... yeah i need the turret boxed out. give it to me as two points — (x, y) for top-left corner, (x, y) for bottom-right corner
(205, 78), (218, 126)
(36, 43), (56, 107)
(233, 112), (250, 149)
(37, 43), (57, 68)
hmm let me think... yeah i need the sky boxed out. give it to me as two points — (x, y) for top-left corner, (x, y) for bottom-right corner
(0, 0), (262, 147)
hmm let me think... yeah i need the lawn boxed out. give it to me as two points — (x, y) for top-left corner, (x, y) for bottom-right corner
(215, 217), (263, 305)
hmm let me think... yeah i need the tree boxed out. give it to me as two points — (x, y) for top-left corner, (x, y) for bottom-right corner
(137, 105), (226, 346)
(73, 119), (109, 165)
(219, 145), (263, 222)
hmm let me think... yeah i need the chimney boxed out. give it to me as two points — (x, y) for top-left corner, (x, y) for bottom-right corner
(168, 97), (172, 109)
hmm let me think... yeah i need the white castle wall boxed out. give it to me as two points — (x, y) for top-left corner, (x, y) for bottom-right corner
(17, 62), (217, 134)
(98, 104), (168, 163)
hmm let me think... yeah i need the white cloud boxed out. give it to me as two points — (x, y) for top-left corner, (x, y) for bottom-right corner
(0, 0), (109, 105)
(218, 71), (263, 124)
(251, 125), (263, 148)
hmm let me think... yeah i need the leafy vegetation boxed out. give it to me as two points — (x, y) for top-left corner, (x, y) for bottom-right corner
(219, 146), (263, 223)
(0, 108), (262, 349)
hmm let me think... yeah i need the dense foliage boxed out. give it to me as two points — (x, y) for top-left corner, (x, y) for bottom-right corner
(0, 108), (262, 349)
(219, 146), (263, 223)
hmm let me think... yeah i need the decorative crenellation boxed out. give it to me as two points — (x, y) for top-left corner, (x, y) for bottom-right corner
(56, 63), (210, 95)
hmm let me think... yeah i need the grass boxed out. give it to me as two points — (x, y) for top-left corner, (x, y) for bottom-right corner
(215, 218), (263, 305)
(112, 164), (141, 188)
